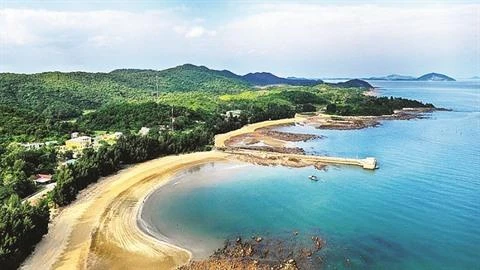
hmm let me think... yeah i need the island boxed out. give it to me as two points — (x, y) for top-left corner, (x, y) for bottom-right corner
(366, 72), (456, 81)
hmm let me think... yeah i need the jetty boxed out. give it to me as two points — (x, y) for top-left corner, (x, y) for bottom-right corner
(223, 149), (378, 170)
(214, 116), (378, 170)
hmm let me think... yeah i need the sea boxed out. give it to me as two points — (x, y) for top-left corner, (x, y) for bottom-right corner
(141, 80), (480, 269)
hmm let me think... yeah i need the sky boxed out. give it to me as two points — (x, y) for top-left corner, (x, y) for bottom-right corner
(1, 0), (479, 78)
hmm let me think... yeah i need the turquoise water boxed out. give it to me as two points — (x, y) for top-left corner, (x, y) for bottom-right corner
(142, 81), (480, 269)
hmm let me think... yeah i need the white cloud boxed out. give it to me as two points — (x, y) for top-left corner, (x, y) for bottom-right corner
(185, 26), (205, 38)
(0, 3), (478, 77)
(216, 3), (479, 76)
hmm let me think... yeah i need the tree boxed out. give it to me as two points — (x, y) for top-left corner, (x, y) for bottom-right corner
(51, 167), (76, 206)
(326, 103), (337, 114)
(0, 195), (49, 269)
(1, 160), (35, 198)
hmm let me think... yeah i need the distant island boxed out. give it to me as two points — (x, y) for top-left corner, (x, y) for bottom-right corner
(328, 79), (373, 89)
(366, 72), (456, 81)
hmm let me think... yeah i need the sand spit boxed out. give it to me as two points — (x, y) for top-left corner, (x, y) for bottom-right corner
(222, 109), (433, 152)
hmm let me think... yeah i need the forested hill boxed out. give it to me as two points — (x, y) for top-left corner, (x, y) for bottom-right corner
(109, 64), (250, 92)
(242, 72), (323, 86)
(0, 63), (389, 143)
(0, 64), (364, 119)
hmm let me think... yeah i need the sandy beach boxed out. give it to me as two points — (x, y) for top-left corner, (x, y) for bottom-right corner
(21, 110), (426, 270)
(22, 115), (315, 270)
(21, 151), (231, 270)
(214, 116), (305, 148)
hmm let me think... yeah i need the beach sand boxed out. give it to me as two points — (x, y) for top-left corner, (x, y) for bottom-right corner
(214, 116), (305, 148)
(21, 151), (231, 270)
(22, 116), (311, 270)
(21, 110), (425, 270)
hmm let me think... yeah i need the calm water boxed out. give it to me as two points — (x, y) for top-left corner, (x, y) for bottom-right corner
(142, 81), (480, 269)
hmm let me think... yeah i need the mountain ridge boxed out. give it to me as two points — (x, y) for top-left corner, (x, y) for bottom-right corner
(365, 72), (455, 81)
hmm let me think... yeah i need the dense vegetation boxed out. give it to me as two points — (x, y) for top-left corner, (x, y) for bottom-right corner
(0, 195), (49, 269)
(50, 129), (212, 206)
(0, 64), (435, 269)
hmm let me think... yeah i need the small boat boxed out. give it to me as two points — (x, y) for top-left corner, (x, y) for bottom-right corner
(309, 175), (318, 181)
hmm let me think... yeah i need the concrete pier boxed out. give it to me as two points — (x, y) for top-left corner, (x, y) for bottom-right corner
(224, 149), (378, 170)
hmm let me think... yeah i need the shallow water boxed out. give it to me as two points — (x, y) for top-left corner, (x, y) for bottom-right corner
(142, 80), (480, 269)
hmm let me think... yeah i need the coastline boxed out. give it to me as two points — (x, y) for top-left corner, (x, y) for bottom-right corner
(21, 109), (433, 270)
(22, 151), (232, 270)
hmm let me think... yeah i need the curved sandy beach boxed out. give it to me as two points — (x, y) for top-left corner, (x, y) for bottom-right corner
(20, 111), (388, 270)
(21, 117), (304, 270)
(21, 118), (295, 270)
(21, 151), (231, 270)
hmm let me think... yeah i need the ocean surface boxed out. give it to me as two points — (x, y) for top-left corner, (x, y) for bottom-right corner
(141, 80), (480, 269)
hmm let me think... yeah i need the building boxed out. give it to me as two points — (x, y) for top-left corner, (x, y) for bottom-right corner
(34, 174), (53, 185)
(19, 140), (58, 150)
(224, 110), (242, 118)
(139, 127), (150, 136)
(93, 132), (123, 147)
(114, 132), (123, 139)
(61, 159), (77, 167)
(65, 136), (92, 150)
(19, 142), (45, 150)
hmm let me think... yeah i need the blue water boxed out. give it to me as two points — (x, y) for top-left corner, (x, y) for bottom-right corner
(143, 81), (480, 269)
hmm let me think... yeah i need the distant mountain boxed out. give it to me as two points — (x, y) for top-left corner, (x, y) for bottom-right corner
(242, 72), (323, 86)
(328, 79), (373, 89)
(469, 76), (480, 80)
(416, 73), (455, 81)
(112, 65), (324, 89)
(365, 72), (455, 81)
(367, 74), (416, 81)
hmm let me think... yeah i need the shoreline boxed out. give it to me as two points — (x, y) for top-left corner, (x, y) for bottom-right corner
(21, 108), (434, 270)
(137, 161), (253, 260)
(22, 151), (233, 270)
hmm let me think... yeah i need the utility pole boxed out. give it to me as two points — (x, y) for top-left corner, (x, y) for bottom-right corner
(171, 107), (175, 132)
(156, 75), (159, 98)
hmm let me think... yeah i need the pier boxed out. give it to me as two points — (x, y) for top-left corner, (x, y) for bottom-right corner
(223, 149), (378, 170)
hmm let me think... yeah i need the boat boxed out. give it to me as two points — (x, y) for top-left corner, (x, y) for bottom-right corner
(309, 175), (318, 181)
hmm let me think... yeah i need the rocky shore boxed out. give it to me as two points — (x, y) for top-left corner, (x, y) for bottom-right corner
(180, 234), (326, 270)
(225, 109), (436, 152)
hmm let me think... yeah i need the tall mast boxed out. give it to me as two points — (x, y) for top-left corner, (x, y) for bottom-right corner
(171, 107), (174, 131)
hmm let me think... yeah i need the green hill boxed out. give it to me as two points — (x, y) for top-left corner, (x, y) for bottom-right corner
(109, 64), (250, 93)
(0, 64), (435, 143)
(0, 64), (252, 119)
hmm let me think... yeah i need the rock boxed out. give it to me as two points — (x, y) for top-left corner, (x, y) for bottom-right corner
(236, 237), (242, 243)
(312, 236), (324, 250)
(256, 236), (263, 242)
(245, 245), (254, 256)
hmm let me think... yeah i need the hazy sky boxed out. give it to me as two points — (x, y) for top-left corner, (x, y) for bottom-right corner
(1, 0), (479, 78)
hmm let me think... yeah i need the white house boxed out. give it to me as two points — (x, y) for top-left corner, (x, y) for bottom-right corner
(224, 110), (242, 118)
(139, 127), (150, 136)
